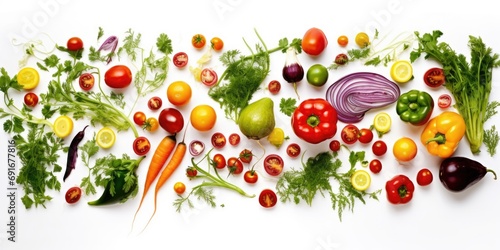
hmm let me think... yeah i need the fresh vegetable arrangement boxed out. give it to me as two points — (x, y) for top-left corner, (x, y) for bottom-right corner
(1, 25), (500, 231)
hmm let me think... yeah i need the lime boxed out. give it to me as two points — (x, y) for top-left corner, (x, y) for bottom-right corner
(390, 60), (413, 83)
(306, 64), (329, 87)
(53, 115), (74, 138)
(17, 67), (40, 90)
(351, 169), (371, 191)
(96, 127), (116, 149)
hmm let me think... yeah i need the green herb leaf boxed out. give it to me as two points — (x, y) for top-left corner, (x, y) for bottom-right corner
(279, 97), (297, 116)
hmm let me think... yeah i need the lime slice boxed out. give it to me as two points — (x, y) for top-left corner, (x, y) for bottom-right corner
(390, 60), (413, 83)
(351, 170), (371, 191)
(17, 67), (40, 90)
(96, 127), (116, 149)
(53, 115), (74, 138)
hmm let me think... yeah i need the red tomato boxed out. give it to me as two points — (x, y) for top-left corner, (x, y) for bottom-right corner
(65, 186), (82, 204)
(211, 132), (226, 149)
(259, 189), (277, 208)
(423, 68), (445, 88)
(173, 52), (188, 68)
(416, 168), (433, 186)
(438, 94), (452, 108)
(334, 53), (349, 65)
(302, 27), (328, 56)
(267, 80), (281, 94)
(244, 170), (258, 184)
(23, 92), (39, 107)
(67, 37), (83, 51)
(104, 65), (132, 88)
(372, 140), (388, 156)
(369, 159), (382, 174)
(200, 68), (218, 87)
(286, 143), (301, 158)
(228, 133), (241, 146)
(239, 149), (253, 164)
(132, 136), (151, 156)
(263, 154), (284, 176)
(133, 111), (146, 126)
(358, 128), (374, 144)
(341, 124), (359, 145)
(329, 140), (341, 152)
(158, 108), (184, 134)
(227, 157), (243, 175)
(148, 96), (163, 110)
(79, 73), (95, 91)
(212, 153), (226, 169)
(186, 167), (198, 178)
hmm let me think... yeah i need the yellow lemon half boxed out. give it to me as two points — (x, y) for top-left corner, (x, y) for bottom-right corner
(390, 60), (413, 84)
(351, 170), (371, 191)
(96, 127), (116, 149)
(17, 67), (40, 90)
(53, 115), (74, 138)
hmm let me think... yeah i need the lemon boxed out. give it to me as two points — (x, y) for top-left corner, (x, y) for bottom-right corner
(390, 60), (413, 83)
(17, 67), (40, 90)
(96, 127), (116, 149)
(53, 115), (74, 138)
(373, 112), (392, 135)
(267, 127), (286, 148)
(351, 169), (371, 191)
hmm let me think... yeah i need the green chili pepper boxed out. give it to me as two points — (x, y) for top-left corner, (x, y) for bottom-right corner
(396, 89), (434, 126)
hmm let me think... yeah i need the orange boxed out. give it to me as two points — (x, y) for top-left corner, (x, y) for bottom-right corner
(393, 137), (417, 162)
(167, 81), (192, 106)
(190, 104), (217, 132)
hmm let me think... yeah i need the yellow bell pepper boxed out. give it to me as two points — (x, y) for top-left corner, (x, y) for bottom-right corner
(420, 111), (466, 158)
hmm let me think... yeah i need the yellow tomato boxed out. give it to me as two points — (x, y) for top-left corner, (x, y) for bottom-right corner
(53, 115), (74, 138)
(173, 182), (186, 194)
(17, 67), (40, 90)
(96, 127), (116, 149)
(267, 127), (286, 148)
(167, 81), (192, 106)
(390, 60), (413, 84)
(355, 32), (370, 48)
(190, 104), (217, 132)
(350, 170), (371, 191)
(393, 137), (418, 162)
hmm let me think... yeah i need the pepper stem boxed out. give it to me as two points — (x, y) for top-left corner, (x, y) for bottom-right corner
(307, 115), (320, 128)
(426, 132), (446, 144)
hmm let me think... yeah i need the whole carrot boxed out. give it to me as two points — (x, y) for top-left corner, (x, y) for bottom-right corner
(131, 135), (176, 231)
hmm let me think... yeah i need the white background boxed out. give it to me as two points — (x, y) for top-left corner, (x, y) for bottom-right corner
(1, 0), (500, 249)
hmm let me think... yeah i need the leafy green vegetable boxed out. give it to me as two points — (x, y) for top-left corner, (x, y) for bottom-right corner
(279, 97), (297, 116)
(276, 151), (380, 221)
(484, 125), (499, 157)
(410, 30), (500, 154)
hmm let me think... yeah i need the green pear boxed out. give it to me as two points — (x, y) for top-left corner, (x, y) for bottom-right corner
(237, 97), (275, 140)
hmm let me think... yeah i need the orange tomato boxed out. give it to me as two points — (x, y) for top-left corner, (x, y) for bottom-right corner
(190, 104), (217, 132)
(144, 117), (159, 132)
(166, 81), (192, 106)
(173, 182), (186, 194)
(210, 37), (224, 51)
(393, 137), (417, 162)
(337, 35), (349, 47)
(192, 34), (206, 49)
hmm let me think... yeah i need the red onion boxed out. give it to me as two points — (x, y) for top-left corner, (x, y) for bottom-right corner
(282, 47), (304, 99)
(325, 72), (400, 123)
(98, 36), (119, 64)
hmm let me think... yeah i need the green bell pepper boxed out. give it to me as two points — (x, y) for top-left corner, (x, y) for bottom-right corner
(396, 89), (434, 126)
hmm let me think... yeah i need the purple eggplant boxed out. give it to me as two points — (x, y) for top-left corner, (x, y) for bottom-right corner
(439, 156), (497, 192)
(63, 125), (88, 182)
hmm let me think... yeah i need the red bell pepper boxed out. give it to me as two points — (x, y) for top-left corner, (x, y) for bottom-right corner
(385, 174), (414, 204)
(291, 98), (338, 144)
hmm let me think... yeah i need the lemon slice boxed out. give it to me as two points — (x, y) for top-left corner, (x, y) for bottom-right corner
(17, 67), (40, 90)
(53, 115), (74, 138)
(373, 112), (392, 135)
(96, 127), (116, 149)
(351, 170), (371, 191)
(390, 60), (413, 83)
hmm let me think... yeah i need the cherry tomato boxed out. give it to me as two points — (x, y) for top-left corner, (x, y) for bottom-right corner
(302, 27), (328, 56)
(192, 34), (206, 49)
(173, 52), (188, 68)
(228, 133), (241, 146)
(158, 108), (184, 134)
(132, 136), (151, 156)
(334, 53), (349, 65)
(355, 32), (370, 48)
(211, 132), (226, 149)
(67, 37), (83, 51)
(210, 37), (224, 51)
(341, 124), (360, 145)
(23, 92), (39, 107)
(144, 117), (159, 132)
(79, 73), (95, 91)
(65, 186), (82, 204)
(358, 128), (374, 144)
(148, 96), (163, 110)
(372, 140), (387, 156)
(259, 189), (277, 208)
(104, 65), (132, 88)
(423, 68), (445, 88)
(369, 159), (382, 174)
(329, 140), (341, 152)
(186, 167), (198, 178)
(337, 35), (349, 47)
(438, 94), (452, 108)
(286, 143), (301, 158)
(263, 154), (284, 176)
(200, 68), (218, 87)
(212, 153), (226, 169)
(268, 80), (281, 94)
(227, 157), (243, 175)
(173, 182), (186, 194)
(133, 111), (146, 126)
(239, 149), (253, 164)
(244, 170), (258, 184)
(416, 168), (433, 186)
